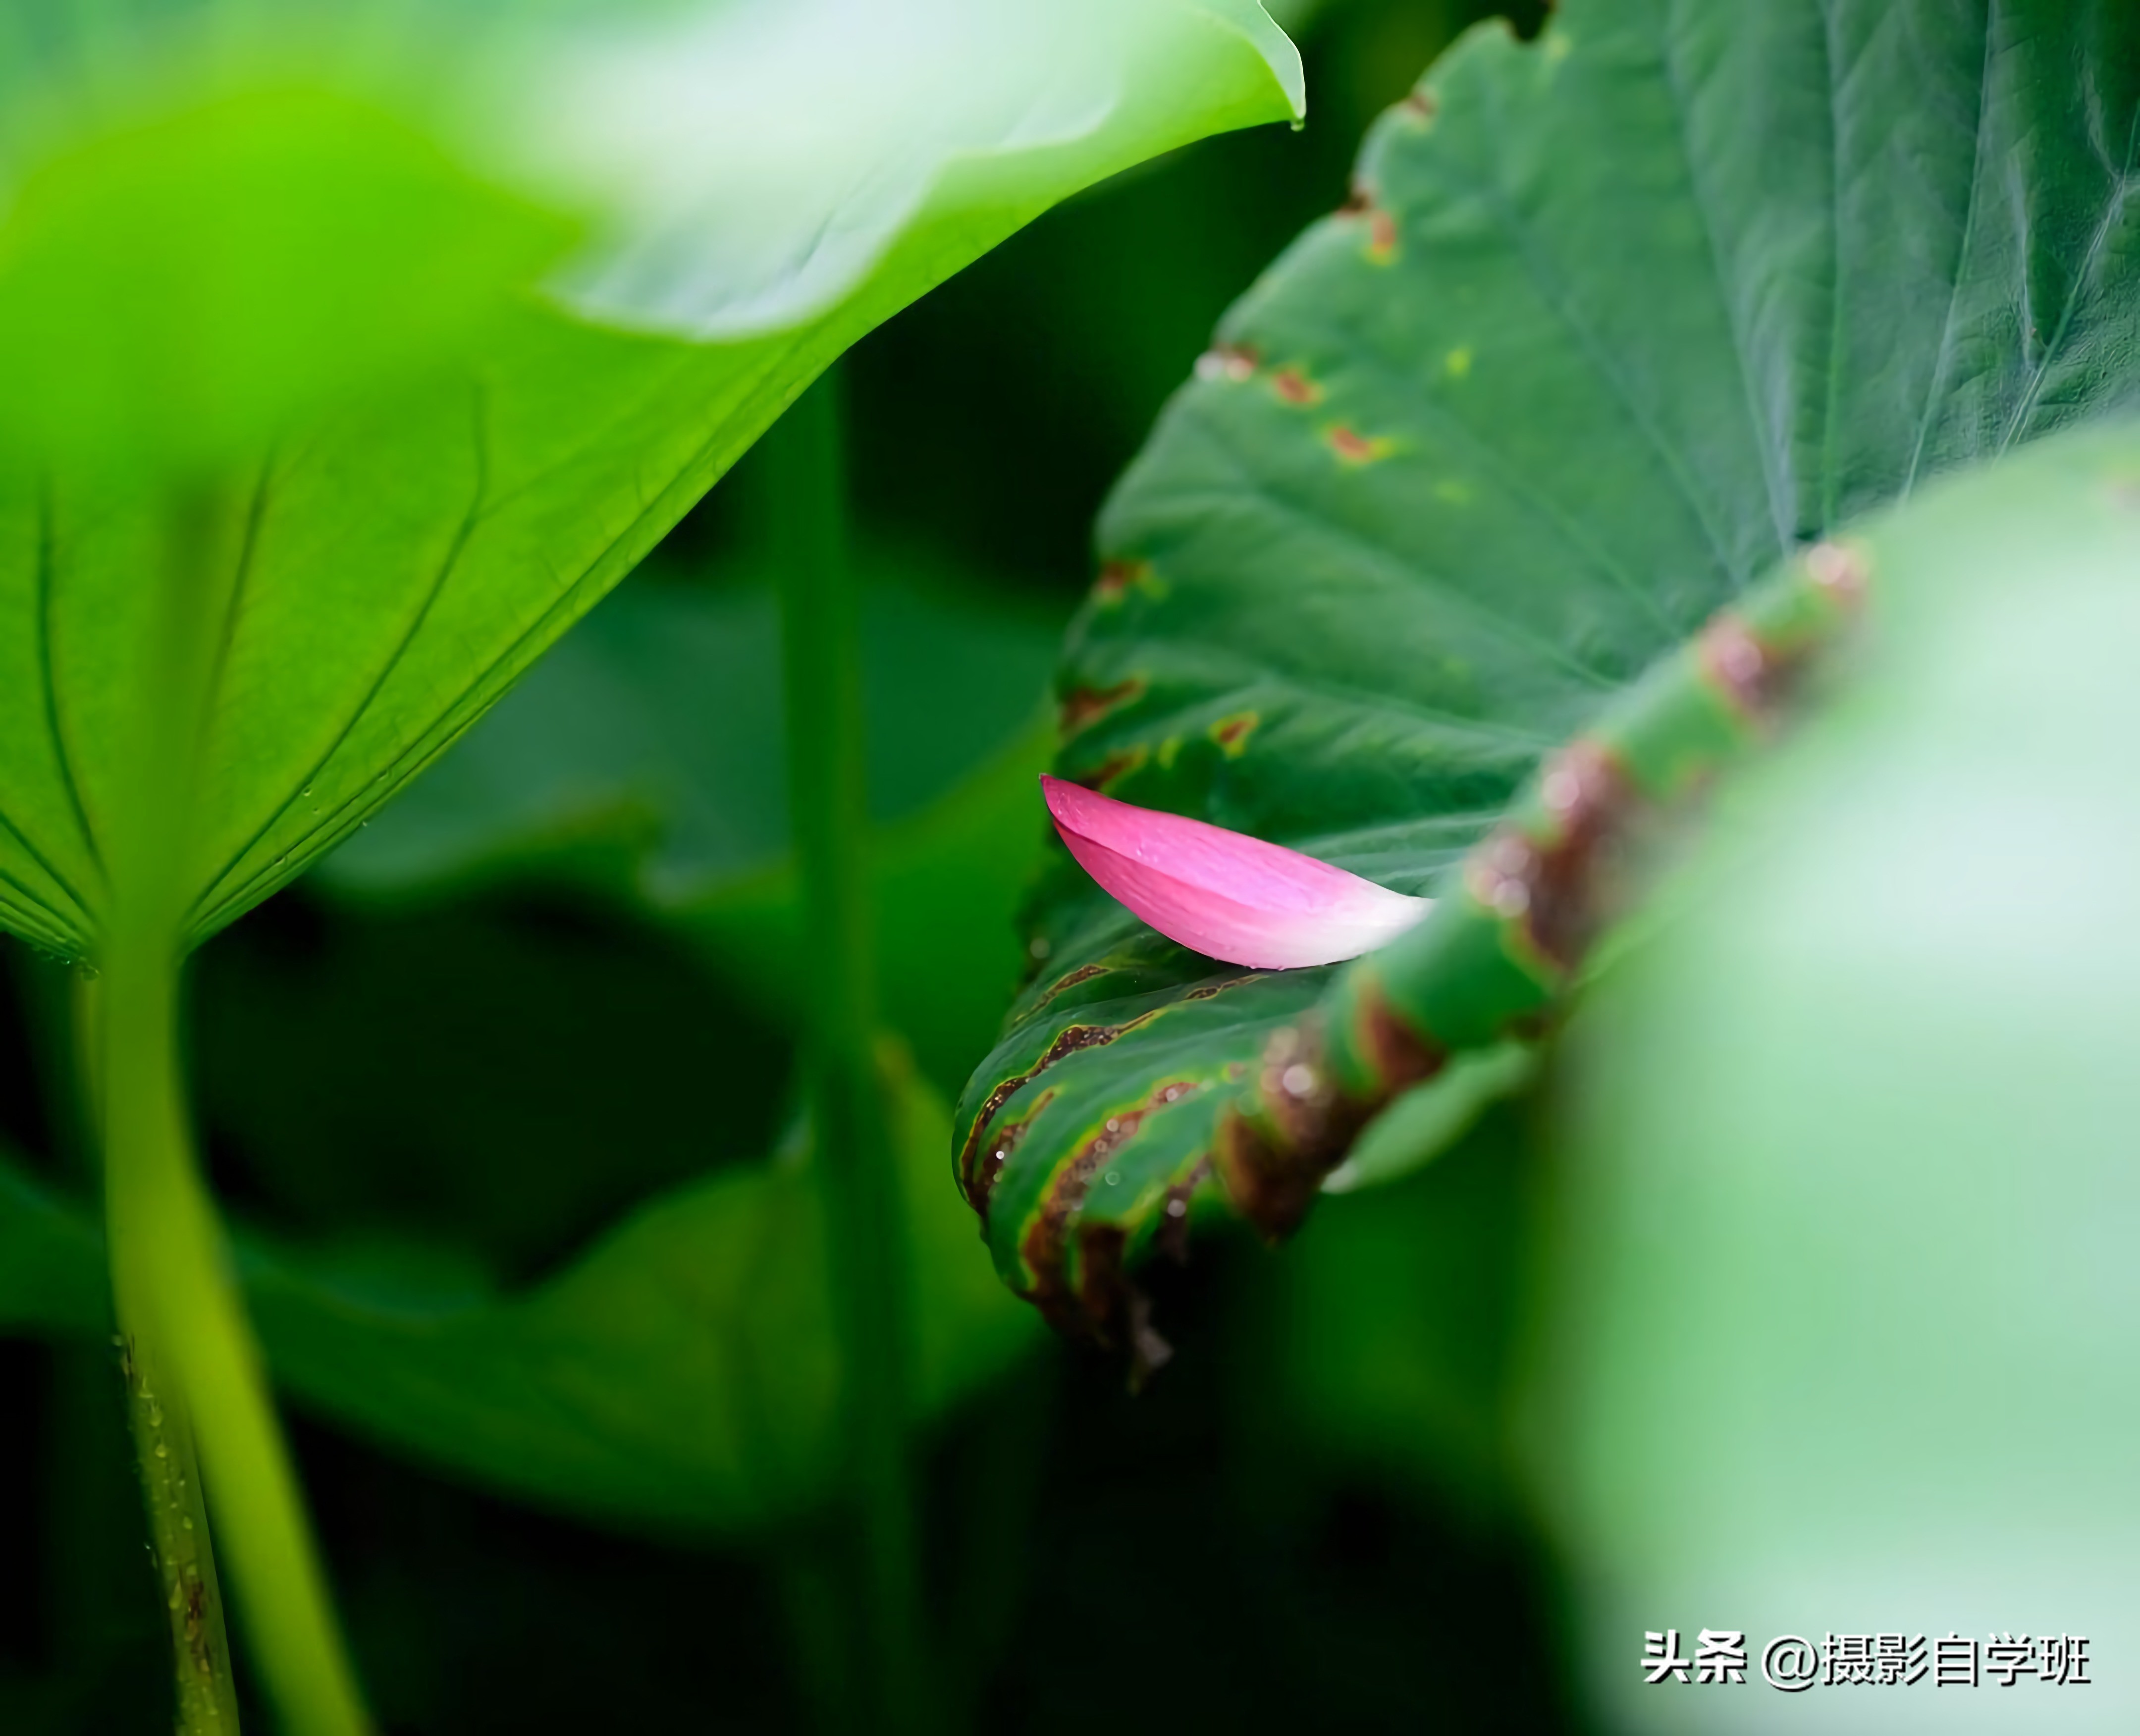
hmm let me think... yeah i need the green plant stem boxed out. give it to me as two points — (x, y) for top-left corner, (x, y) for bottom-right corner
(101, 929), (372, 1736)
(93, 484), (373, 1736)
(768, 370), (927, 1734)
(121, 1316), (239, 1732)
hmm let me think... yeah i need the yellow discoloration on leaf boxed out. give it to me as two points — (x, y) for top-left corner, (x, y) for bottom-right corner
(1444, 345), (1473, 380)
(1326, 425), (1394, 466)
(1208, 711), (1259, 758)
(1364, 208), (1398, 265)
(1156, 735), (1182, 769)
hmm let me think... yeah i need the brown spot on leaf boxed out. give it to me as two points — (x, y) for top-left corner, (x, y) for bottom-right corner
(1073, 1226), (1129, 1339)
(1350, 980), (1446, 1100)
(1273, 367), (1323, 407)
(963, 1090), (1052, 1225)
(1021, 1078), (1202, 1340)
(959, 1012), (1181, 1219)
(1327, 425), (1393, 465)
(1366, 209), (1399, 264)
(1513, 738), (1638, 971)
(1092, 559), (1164, 606)
(1070, 745), (1149, 790)
(1022, 961), (1112, 1018)
(1214, 992), (1445, 1241)
(1403, 88), (1439, 119)
(1059, 676), (1146, 737)
(1208, 711), (1259, 758)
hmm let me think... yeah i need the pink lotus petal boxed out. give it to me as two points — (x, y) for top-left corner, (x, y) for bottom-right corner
(1041, 774), (1430, 969)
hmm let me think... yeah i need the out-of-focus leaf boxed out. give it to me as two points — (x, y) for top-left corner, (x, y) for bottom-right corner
(0, 1045), (1041, 1535)
(0, 2), (1303, 964)
(1320, 1042), (1532, 1195)
(1526, 423), (2140, 1734)
(0, 88), (570, 472)
(312, 566), (1062, 1086)
(317, 561), (1060, 904)
(481, 0), (1307, 340)
(190, 899), (795, 1281)
(1275, 1099), (1532, 1518)
(676, 716), (1058, 1092)
(961, 0), (2140, 1299)
(0, 1153), (107, 1336)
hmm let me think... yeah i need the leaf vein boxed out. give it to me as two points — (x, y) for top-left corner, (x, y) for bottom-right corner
(1461, 60), (1749, 587)
(1658, 0), (1797, 560)
(189, 390), (492, 928)
(1179, 410), (1626, 693)
(33, 481), (105, 888)
(1997, 87), (2140, 451)
(1901, 0), (2000, 498)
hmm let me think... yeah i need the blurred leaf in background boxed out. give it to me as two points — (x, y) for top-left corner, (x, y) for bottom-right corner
(0, 1041), (1039, 1537)
(310, 542), (1063, 1093)
(1526, 423), (2140, 1736)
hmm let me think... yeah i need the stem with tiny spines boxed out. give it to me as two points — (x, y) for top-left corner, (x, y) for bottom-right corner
(122, 1326), (239, 1732)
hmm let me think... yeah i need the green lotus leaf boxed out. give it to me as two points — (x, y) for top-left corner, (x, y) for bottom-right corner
(0, 0), (1303, 963)
(959, 0), (2140, 1312)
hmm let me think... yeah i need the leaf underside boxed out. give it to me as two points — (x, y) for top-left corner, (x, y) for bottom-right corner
(0, 4), (1302, 964)
(959, 0), (2140, 1309)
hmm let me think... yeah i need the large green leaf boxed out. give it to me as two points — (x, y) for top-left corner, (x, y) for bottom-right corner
(1523, 420), (2140, 1733)
(960, 0), (2140, 1309)
(0, 1045), (1042, 1535)
(0, 1), (1303, 963)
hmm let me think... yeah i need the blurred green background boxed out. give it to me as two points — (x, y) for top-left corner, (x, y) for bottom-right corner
(0, 3), (1580, 1731)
